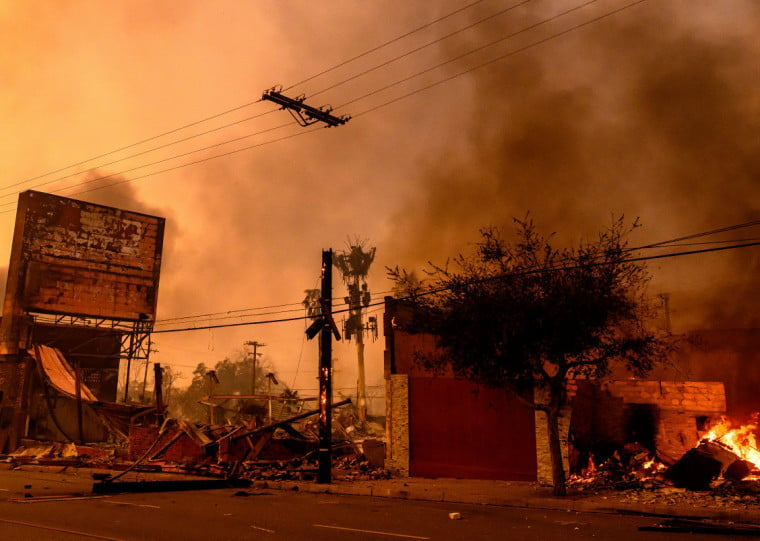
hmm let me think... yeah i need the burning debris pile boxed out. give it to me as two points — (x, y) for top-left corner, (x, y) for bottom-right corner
(666, 416), (760, 490)
(569, 415), (760, 496)
(568, 443), (667, 492)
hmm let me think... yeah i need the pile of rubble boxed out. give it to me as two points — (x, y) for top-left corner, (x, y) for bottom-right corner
(2, 399), (390, 484)
(568, 443), (668, 492)
(569, 437), (760, 511)
(3, 441), (122, 469)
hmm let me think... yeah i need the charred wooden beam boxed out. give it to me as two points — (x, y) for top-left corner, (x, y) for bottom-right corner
(665, 440), (749, 490)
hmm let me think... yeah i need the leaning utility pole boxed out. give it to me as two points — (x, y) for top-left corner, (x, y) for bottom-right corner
(305, 249), (341, 483)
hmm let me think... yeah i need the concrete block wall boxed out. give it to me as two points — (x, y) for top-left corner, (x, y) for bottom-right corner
(599, 381), (726, 413)
(385, 374), (409, 476)
(591, 380), (726, 463)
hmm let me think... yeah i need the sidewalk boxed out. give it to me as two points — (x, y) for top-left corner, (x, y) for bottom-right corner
(4, 463), (760, 526)
(263, 475), (760, 525)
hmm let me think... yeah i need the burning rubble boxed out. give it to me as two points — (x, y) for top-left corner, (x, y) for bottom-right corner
(569, 415), (760, 499)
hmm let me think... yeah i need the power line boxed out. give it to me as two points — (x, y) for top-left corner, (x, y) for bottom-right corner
(155, 300), (308, 325)
(636, 219), (760, 250)
(2, 98), (265, 194)
(348, 0), (644, 116)
(0, 120), (295, 211)
(308, 0), (534, 99)
(1, 1), (494, 199)
(0, 0), (637, 210)
(0, 108), (278, 204)
(148, 239), (760, 335)
(0, 125), (322, 213)
(149, 220), (760, 330)
(283, 0), (491, 91)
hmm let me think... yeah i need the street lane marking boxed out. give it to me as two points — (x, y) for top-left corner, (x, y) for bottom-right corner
(104, 500), (161, 509)
(251, 524), (275, 533)
(314, 524), (430, 539)
(0, 517), (125, 540)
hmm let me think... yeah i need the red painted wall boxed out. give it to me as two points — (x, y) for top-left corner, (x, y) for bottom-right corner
(408, 377), (537, 480)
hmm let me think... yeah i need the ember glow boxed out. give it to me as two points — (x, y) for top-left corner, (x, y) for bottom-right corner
(702, 415), (760, 468)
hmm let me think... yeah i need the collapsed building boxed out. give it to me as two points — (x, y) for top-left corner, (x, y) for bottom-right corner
(0, 190), (164, 452)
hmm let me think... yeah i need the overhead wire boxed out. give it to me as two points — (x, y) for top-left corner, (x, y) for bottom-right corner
(0, 0), (494, 201)
(150, 220), (760, 331)
(149, 235), (760, 335)
(347, 0), (646, 116)
(306, 0), (534, 99)
(282, 0), (491, 91)
(0, 0), (641, 212)
(0, 119), (296, 210)
(1, 98), (266, 195)
(0, 108), (279, 205)
(1, 0), (606, 209)
(0, 124), (322, 211)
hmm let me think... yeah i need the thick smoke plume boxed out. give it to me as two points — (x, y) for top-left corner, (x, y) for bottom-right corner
(382, 1), (760, 330)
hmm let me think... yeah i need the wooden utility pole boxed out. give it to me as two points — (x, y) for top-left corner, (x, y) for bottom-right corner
(304, 249), (340, 483)
(154, 363), (165, 422)
(318, 250), (333, 483)
(245, 341), (265, 395)
(318, 250), (336, 483)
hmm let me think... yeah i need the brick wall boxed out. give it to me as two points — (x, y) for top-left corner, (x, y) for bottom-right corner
(533, 386), (571, 485)
(568, 380), (726, 465)
(600, 380), (725, 462)
(385, 374), (409, 476)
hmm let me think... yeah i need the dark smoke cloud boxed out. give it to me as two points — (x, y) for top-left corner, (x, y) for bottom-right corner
(381, 1), (760, 330)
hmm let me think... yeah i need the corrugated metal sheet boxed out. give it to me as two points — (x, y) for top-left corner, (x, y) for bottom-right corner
(31, 344), (98, 401)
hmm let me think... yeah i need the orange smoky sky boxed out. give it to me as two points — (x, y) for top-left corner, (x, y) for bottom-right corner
(1, 1), (758, 401)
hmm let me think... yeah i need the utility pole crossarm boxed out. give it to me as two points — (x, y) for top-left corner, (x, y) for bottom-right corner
(262, 87), (350, 128)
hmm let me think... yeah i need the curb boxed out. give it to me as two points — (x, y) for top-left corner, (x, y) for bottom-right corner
(262, 480), (760, 525)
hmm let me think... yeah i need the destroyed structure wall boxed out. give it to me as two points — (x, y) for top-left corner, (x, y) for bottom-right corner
(0, 191), (165, 451)
(570, 380), (726, 466)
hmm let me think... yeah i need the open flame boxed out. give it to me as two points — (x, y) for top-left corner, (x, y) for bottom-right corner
(702, 414), (760, 468)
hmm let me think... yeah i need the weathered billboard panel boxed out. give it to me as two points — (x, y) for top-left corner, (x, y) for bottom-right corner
(3, 190), (164, 322)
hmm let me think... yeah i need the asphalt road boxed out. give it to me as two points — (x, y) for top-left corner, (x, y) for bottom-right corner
(0, 469), (752, 540)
